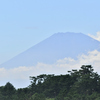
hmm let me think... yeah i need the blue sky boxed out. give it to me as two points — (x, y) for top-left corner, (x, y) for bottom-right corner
(1, 0), (100, 88)
(0, 0), (100, 64)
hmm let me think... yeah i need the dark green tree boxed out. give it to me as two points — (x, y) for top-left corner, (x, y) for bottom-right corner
(2, 82), (16, 100)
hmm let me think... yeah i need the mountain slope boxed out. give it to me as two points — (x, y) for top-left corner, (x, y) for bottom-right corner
(1, 32), (100, 68)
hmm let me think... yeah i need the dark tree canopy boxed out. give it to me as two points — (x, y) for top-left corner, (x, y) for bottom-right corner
(0, 65), (100, 100)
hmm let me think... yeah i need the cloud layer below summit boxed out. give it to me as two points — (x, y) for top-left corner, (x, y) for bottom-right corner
(0, 50), (100, 88)
(88, 32), (100, 41)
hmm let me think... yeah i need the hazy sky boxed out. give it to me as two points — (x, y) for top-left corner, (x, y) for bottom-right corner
(0, 0), (100, 64)
(1, 0), (100, 88)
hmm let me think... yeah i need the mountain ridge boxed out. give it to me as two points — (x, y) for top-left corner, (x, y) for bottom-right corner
(1, 32), (100, 68)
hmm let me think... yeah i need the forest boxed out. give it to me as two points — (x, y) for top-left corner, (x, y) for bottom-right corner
(0, 65), (100, 100)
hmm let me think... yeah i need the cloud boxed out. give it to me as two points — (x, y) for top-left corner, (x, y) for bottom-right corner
(88, 31), (100, 41)
(55, 50), (100, 73)
(0, 50), (100, 88)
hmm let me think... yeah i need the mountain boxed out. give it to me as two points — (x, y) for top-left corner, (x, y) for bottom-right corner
(0, 32), (100, 69)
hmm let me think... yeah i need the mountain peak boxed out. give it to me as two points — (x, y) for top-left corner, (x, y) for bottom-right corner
(0, 32), (100, 68)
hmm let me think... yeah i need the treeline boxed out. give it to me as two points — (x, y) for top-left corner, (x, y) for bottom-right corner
(0, 65), (100, 100)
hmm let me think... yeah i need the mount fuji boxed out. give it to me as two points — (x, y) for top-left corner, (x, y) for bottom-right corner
(0, 32), (100, 69)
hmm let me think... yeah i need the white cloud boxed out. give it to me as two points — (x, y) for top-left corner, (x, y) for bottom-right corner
(0, 50), (100, 88)
(88, 31), (100, 41)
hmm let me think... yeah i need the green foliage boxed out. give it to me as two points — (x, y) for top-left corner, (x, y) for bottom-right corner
(55, 93), (64, 100)
(46, 98), (55, 100)
(1, 65), (100, 100)
(30, 93), (46, 100)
